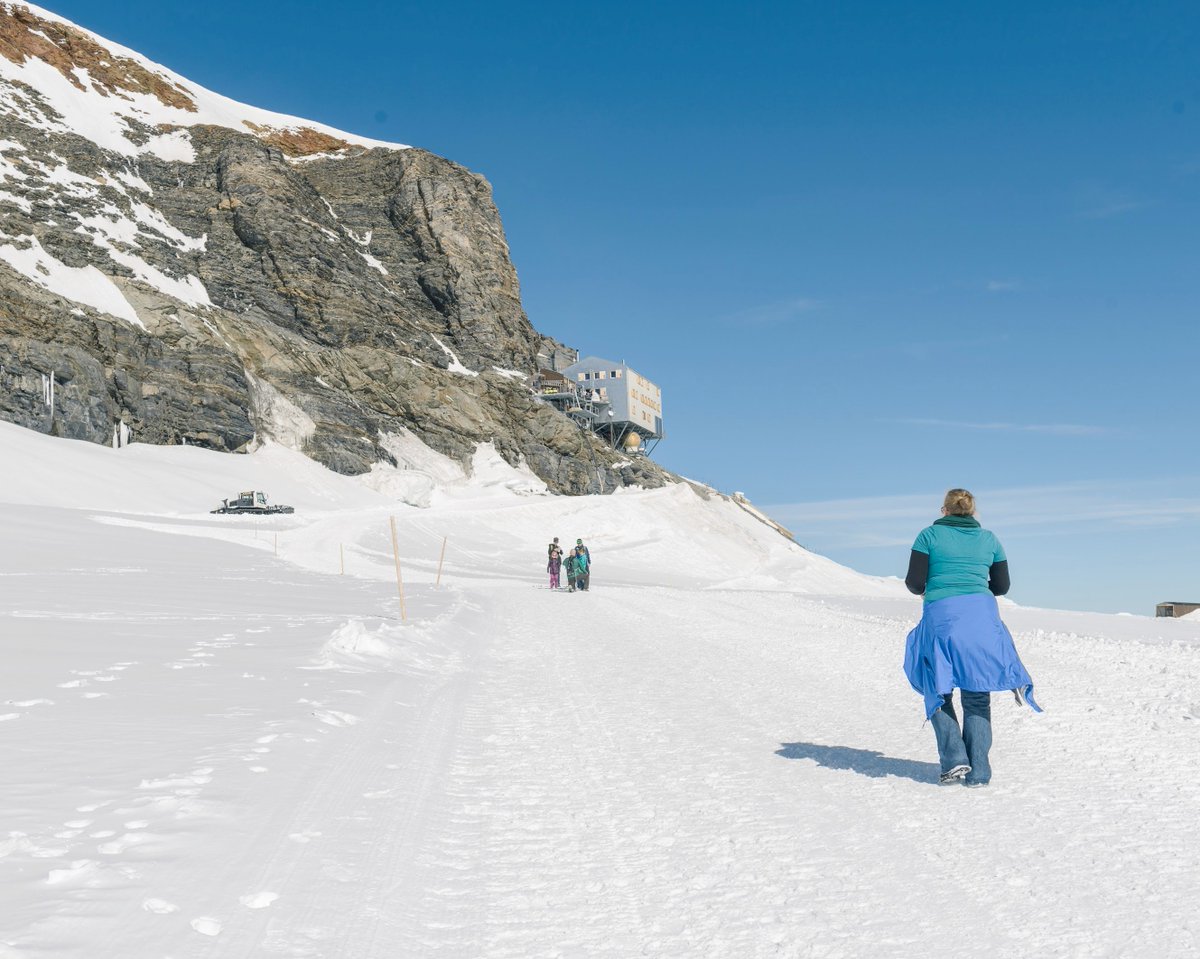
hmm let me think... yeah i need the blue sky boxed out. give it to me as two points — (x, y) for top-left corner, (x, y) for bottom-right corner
(47, 0), (1199, 614)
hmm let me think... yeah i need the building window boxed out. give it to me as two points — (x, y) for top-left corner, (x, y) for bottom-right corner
(577, 373), (586, 381)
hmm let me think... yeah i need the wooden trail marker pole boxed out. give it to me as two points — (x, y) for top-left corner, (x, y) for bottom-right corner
(389, 516), (408, 621)
(436, 536), (448, 587)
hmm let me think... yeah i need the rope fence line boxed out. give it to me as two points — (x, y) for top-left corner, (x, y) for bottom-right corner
(257, 515), (462, 622)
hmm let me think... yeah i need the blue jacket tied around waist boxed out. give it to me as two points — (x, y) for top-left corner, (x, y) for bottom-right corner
(904, 592), (1041, 719)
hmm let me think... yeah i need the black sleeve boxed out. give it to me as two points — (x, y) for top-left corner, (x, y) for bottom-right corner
(988, 560), (1010, 596)
(905, 550), (928, 595)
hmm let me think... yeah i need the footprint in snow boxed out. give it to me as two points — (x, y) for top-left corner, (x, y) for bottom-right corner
(98, 833), (153, 855)
(190, 917), (222, 936)
(45, 859), (99, 885)
(139, 776), (195, 790)
(240, 891), (279, 909)
(313, 709), (359, 728)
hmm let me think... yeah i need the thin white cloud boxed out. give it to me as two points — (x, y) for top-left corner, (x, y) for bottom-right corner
(1074, 181), (1147, 219)
(722, 297), (819, 328)
(986, 279), (1020, 293)
(1083, 198), (1145, 219)
(763, 479), (1200, 551)
(892, 418), (1108, 437)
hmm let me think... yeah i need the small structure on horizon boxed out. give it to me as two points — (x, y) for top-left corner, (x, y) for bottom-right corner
(1155, 601), (1200, 618)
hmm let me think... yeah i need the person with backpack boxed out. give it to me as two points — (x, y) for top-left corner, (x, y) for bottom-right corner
(547, 547), (562, 590)
(903, 488), (1041, 788)
(573, 545), (590, 592)
(547, 536), (560, 558)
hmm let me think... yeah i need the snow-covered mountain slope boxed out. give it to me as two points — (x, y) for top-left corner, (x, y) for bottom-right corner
(0, 2), (404, 159)
(0, 420), (886, 596)
(2, 2), (653, 494)
(3, 420), (1200, 958)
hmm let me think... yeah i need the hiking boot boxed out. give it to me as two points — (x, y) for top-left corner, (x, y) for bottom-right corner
(938, 764), (971, 784)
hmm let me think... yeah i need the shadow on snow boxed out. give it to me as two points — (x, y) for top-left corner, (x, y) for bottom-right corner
(776, 742), (938, 784)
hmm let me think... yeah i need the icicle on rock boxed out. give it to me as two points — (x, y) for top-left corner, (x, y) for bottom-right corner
(112, 420), (133, 449)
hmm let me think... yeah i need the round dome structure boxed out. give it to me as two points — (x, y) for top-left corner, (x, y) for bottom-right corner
(622, 431), (642, 451)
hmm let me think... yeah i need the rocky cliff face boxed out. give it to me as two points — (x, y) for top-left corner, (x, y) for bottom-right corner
(0, 2), (668, 494)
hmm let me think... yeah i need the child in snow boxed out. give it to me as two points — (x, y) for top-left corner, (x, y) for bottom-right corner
(564, 551), (578, 592)
(547, 547), (562, 589)
(903, 488), (1041, 787)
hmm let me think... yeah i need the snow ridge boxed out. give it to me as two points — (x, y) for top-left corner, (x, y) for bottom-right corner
(0, 3), (409, 160)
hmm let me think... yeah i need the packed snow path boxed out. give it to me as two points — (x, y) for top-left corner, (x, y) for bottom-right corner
(3, 429), (1200, 957)
(390, 586), (1200, 958)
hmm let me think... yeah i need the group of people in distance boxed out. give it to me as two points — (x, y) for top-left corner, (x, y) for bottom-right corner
(546, 537), (591, 592)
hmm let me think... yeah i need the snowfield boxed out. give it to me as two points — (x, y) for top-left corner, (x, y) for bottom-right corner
(2, 420), (1200, 958)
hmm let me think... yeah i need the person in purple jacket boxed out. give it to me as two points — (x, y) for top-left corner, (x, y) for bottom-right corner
(903, 488), (1041, 788)
(547, 546), (562, 590)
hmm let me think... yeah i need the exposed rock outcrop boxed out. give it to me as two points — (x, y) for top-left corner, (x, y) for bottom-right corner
(0, 2), (668, 493)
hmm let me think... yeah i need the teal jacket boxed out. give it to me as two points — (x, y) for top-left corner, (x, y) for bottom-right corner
(910, 515), (1006, 604)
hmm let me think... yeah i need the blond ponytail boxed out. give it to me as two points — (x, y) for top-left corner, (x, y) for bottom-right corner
(943, 488), (976, 516)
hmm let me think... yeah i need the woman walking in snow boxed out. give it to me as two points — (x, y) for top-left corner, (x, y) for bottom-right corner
(548, 547), (562, 590)
(903, 488), (1041, 787)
